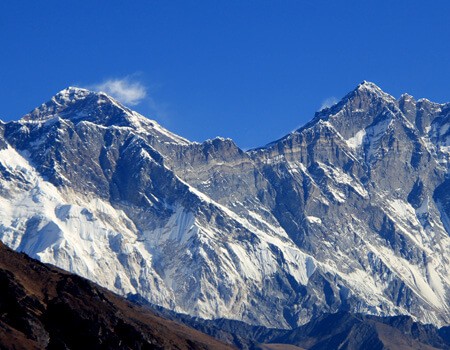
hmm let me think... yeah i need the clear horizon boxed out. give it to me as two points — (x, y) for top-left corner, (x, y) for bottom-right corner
(1, 0), (449, 149)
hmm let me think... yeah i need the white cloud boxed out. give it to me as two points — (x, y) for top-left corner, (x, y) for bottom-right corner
(319, 96), (338, 110)
(91, 77), (147, 105)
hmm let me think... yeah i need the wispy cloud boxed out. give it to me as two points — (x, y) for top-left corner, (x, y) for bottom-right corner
(319, 96), (338, 110)
(91, 76), (147, 105)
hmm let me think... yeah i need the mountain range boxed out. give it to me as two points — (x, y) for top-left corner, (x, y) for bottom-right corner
(0, 241), (233, 349)
(4, 239), (450, 349)
(0, 81), (449, 332)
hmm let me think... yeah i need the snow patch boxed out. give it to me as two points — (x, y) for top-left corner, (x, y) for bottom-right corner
(346, 129), (366, 150)
(306, 216), (322, 224)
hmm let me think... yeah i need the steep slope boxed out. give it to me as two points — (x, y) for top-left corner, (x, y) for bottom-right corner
(0, 82), (449, 330)
(0, 87), (318, 328)
(131, 296), (450, 350)
(0, 242), (234, 349)
(266, 313), (446, 350)
(241, 82), (450, 326)
(133, 300), (450, 350)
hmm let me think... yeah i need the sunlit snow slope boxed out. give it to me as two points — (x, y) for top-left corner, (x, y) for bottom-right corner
(0, 82), (449, 329)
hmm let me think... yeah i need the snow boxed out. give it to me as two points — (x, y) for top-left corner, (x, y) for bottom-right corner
(0, 145), (177, 309)
(130, 111), (190, 145)
(145, 206), (197, 246)
(176, 174), (317, 287)
(374, 245), (445, 310)
(2, 84), (450, 328)
(346, 129), (366, 149)
(0, 141), (323, 326)
(317, 161), (368, 198)
(365, 124), (391, 162)
(357, 81), (397, 102)
(306, 216), (322, 224)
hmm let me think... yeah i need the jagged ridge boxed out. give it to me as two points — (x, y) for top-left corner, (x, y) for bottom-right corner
(0, 81), (449, 329)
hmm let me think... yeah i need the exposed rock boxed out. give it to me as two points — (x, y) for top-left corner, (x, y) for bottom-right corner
(0, 242), (234, 349)
(0, 81), (449, 329)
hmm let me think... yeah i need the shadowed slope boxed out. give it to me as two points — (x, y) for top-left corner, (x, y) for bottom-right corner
(0, 242), (234, 350)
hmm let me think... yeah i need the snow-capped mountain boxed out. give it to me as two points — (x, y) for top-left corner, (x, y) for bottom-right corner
(0, 82), (449, 329)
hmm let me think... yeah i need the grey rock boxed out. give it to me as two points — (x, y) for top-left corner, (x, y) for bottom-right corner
(0, 82), (449, 329)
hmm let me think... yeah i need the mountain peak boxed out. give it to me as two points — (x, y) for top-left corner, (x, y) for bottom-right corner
(357, 80), (380, 89)
(276, 81), (400, 144)
(353, 80), (392, 98)
(59, 86), (91, 95)
(51, 86), (97, 106)
(22, 86), (134, 126)
(316, 82), (394, 117)
(332, 80), (396, 109)
(52, 86), (123, 109)
(18, 87), (190, 145)
(55, 86), (118, 104)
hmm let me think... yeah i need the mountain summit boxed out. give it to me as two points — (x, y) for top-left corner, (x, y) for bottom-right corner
(330, 80), (395, 111)
(23, 86), (151, 128)
(0, 83), (449, 329)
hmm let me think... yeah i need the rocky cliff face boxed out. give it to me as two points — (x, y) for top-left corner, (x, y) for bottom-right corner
(0, 242), (234, 350)
(0, 82), (449, 329)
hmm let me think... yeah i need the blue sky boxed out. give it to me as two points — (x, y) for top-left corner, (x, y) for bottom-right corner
(1, 1), (449, 149)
